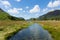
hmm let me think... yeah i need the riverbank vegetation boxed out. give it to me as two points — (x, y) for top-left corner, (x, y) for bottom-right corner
(0, 21), (60, 40)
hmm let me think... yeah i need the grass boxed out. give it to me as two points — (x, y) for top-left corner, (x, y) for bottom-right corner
(0, 20), (60, 40)
(0, 20), (32, 40)
(33, 21), (60, 40)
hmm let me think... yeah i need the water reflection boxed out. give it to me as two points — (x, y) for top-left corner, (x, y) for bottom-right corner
(10, 23), (53, 40)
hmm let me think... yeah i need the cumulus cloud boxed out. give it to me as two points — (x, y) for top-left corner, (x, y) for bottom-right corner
(42, 8), (48, 12)
(17, 8), (23, 10)
(53, 0), (60, 7)
(8, 8), (23, 14)
(47, 2), (53, 8)
(29, 5), (40, 13)
(16, 0), (21, 2)
(0, 0), (11, 8)
(47, 0), (60, 8)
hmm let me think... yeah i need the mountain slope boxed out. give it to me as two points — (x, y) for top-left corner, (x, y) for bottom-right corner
(0, 8), (25, 21)
(0, 8), (10, 20)
(38, 10), (60, 20)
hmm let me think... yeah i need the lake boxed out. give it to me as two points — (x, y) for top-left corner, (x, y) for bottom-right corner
(9, 23), (53, 40)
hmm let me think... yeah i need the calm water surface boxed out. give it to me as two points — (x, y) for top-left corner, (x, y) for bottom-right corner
(10, 23), (53, 40)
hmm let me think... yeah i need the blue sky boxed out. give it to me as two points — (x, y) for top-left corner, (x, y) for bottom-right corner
(0, 0), (60, 19)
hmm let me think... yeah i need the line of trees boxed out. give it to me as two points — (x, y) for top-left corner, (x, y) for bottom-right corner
(8, 16), (25, 21)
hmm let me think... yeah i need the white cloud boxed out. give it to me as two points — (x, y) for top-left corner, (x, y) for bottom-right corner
(53, 0), (60, 7)
(16, 0), (21, 2)
(47, 2), (53, 8)
(8, 8), (23, 14)
(8, 8), (19, 13)
(47, 0), (60, 8)
(42, 8), (48, 12)
(0, 0), (11, 8)
(29, 5), (40, 13)
(17, 8), (23, 10)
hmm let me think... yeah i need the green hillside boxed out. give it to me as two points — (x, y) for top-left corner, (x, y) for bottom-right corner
(0, 8), (25, 21)
(0, 9), (10, 20)
(38, 10), (60, 20)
